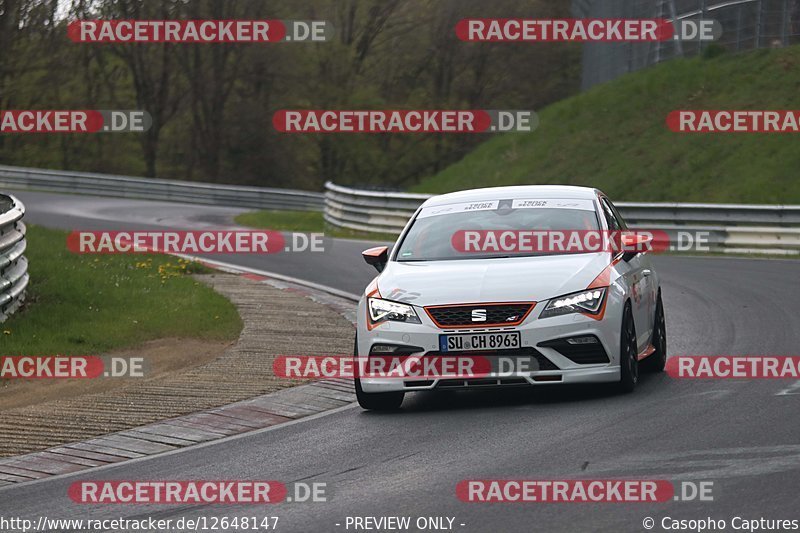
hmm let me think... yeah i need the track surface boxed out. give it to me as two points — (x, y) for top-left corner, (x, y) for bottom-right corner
(2, 190), (800, 532)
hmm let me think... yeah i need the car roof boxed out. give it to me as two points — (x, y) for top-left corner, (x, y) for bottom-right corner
(420, 185), (602, 208)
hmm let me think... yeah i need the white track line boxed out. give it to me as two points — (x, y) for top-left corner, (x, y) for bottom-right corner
(776, 381), (800, 396)
(173, 253), (360, 302)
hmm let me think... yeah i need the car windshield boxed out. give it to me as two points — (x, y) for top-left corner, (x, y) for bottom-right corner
(395, 198), (600, 261)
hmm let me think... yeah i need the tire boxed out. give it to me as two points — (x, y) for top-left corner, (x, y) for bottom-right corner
(353, 334), (404, 411)
(355, 377), (405, 410)
(642, 292), (667, 373)
(617, 303), (639, 393)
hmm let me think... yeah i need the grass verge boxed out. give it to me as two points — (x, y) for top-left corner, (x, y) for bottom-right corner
(2, 225), (242, 354)
(412, 46), (800, 204)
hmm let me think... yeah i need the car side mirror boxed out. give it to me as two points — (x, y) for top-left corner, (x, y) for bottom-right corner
(620, 232), (652, 262)
(362, 246), (389, 272)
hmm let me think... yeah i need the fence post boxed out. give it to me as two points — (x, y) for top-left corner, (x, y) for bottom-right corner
(755, 0), (763, 48)
(654, 0), (663, 63)
(699, 0), (708, 52)
(736, 5), (742, 51)
(668, 0), (684, 56)
(782, 0), (790, 45)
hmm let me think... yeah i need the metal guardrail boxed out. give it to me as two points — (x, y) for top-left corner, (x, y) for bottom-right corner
(0, 165), (324, 211)
(324, 182), (800, 254)
(324, 181), (430, 234)
(0, 194), (28, 322)
(1, 161), (797, 256)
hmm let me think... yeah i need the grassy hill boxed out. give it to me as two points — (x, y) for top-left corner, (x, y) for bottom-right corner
(412, 46), (800, 204)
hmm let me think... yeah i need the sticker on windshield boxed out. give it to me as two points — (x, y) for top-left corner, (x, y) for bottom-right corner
(512, 199), (595, 210)
(418, 198), (595, 219)
(418, 200), (499, 218)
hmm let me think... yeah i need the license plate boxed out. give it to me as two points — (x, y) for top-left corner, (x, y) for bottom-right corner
(439, 331), (521, 353)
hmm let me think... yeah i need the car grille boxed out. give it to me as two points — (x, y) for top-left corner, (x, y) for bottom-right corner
(437, 378), (530, 388)
(423, 347), (559, 371)
(425, 302), (534, 328)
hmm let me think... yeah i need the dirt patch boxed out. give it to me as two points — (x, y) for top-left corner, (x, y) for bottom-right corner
(0, 338), (231, 410)
(0, 273), (355, 457)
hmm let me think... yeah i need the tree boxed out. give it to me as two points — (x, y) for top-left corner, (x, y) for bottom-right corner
(99, 0), (184, 177)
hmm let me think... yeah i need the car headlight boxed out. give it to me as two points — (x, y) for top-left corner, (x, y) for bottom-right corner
(540, 288), (607, 318)
(367, 297), (421, 325)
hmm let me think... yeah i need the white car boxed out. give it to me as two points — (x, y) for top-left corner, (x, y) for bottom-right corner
(355, 185), (666, 410)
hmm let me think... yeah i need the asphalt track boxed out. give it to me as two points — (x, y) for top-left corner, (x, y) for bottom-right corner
(2, 190), (800, 533)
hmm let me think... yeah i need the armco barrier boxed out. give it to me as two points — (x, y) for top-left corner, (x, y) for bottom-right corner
(0, 164), (324, 211)
(324, 182), (800, 255)
(324, 181), (430, 234)
(1, 162), (797, 255)
(0, 194), (28, 322)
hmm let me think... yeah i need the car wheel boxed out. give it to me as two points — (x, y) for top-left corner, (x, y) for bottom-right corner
(617, 303), (639, 393)
(353, 334), (404, 411)
(642, 292), (667, 373)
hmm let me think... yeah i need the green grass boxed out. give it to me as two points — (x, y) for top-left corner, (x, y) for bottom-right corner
(1, 226), (242, 355)
(235, 210), (397, 241)
(412, 46), (800, 204)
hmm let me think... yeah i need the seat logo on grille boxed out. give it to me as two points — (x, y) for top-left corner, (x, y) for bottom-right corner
(471, 309), (487, 322)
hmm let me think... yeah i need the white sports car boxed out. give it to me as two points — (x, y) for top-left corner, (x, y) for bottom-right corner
(355, 185), (666, 410)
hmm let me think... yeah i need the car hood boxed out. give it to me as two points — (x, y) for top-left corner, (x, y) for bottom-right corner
(377, 253), (611, 306)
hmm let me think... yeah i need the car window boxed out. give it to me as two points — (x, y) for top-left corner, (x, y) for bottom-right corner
(606, 198), (628, 230)
(599, 197), (623, 231)
(395, 200), (600, 261)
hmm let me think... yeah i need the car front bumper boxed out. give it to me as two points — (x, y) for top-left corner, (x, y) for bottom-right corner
(356, 297), (624, 393)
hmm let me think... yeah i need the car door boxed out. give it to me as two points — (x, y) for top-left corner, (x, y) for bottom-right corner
(600, 196), (652, 352)
(607, 198), (657, 341)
